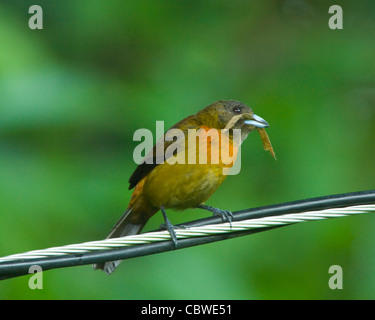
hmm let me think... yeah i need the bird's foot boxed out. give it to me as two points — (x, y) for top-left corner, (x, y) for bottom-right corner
(213, 209), (234, 224)
(159, 223), (189, 230)
(160, 207), (178, 248)
(198, 204), (234, 226)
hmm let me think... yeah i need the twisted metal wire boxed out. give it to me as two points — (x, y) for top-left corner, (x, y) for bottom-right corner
(1, 190), (374, 280)
(1, 204), (374, 263)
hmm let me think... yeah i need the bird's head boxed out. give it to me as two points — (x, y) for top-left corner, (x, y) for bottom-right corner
(197, 100), (269, 130)
(195, 100), (275, 158)
(197, 100), (269, 141)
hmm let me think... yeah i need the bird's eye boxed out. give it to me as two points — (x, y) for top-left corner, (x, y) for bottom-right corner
(232, 106), (242, 114)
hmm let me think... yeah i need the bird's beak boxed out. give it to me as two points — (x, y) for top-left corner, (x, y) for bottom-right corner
(244, 114), (269, 128)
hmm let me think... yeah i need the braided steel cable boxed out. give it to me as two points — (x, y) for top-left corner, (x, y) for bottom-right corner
(0, 190), (374, 280)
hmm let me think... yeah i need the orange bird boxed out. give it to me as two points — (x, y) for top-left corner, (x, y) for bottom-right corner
(94, 100), (274, 274)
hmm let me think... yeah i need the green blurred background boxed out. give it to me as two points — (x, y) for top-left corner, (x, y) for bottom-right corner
(1, 0), (374, 299)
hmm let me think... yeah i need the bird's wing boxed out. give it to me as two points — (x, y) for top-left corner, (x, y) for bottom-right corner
(128, 115), (198, 189)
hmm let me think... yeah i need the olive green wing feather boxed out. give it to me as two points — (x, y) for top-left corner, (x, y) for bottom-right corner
(128, 115), (198, 189)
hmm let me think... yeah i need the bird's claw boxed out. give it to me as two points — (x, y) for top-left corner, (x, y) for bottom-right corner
(160, 206), (179, 248)
(198, 204), (234, 228)
(212, 209), (234, 224)
(159, 223), (189, 230)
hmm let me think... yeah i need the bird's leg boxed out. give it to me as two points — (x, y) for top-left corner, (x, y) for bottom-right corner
(198, 204), (234, 226)
(160, 206), (178, 248)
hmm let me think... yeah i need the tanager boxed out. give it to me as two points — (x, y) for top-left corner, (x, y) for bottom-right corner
(94, 100), (274, 274)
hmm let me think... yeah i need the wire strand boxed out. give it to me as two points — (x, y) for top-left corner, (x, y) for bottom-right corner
(1, 190), (374, 280)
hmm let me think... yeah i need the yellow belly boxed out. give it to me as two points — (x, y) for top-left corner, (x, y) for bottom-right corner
(142, 162), (227, 210)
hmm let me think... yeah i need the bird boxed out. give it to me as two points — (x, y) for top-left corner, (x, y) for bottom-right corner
(93, 100), (274, 274)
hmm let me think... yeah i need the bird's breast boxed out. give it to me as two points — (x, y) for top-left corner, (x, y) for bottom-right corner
(142, 162), (227, 210)
(140, 126), (239, 210)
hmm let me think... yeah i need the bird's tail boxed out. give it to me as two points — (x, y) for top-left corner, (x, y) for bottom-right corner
(92, 207), (147, 274)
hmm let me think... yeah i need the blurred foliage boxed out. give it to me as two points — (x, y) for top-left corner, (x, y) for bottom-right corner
(0, 0), (374, 299)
